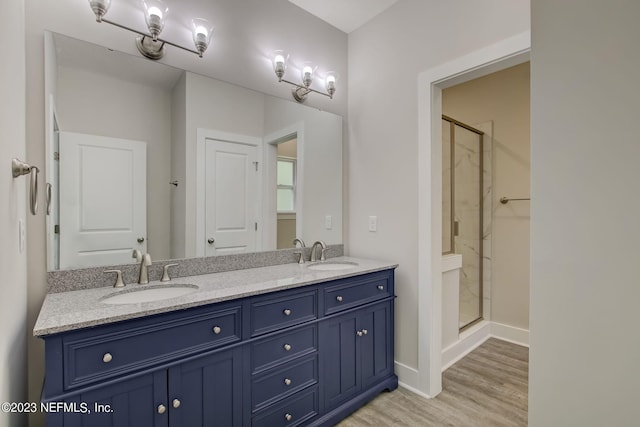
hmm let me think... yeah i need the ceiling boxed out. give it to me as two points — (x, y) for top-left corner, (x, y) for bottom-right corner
(288, 0), (399, 33)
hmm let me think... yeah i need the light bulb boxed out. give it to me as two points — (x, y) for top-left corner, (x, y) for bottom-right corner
(325, 72), (337, 98)
(88, 0), (111, 22)
(142, 0), (168, 41)
(301, 64), (314, 88)
(273, 50), (288, 81)
(192, 18), (213, 57)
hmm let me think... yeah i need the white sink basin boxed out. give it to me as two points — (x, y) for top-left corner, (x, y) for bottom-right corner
(307, 261), (358, 271)
(101, 284), (199, 305)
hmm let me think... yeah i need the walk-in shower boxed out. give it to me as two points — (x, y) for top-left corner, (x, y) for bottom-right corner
(442, 115), (485, 330)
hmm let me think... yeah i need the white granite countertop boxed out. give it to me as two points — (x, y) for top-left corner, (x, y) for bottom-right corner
(34, 256), (397, 337)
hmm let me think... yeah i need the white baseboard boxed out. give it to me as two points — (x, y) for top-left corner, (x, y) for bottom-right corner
(394, 361), (432, 399)
(490, 321), (529, 347)
(441, 321), (491, 371)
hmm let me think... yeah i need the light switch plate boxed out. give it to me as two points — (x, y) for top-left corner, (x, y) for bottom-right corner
(325, 215), (332, 230)
(368, 216), (377, 232)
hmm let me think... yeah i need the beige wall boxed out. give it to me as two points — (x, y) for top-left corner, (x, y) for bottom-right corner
(0, 0), (28, 426)
(530, 0), (640, 424)
(443, 62), (530, 330)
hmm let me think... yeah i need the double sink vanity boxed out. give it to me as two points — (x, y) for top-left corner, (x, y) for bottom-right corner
(35, 252), (398, 426)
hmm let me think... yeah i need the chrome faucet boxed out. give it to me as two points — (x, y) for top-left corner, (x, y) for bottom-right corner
(310, 240), (327, 262)
(293, 238), (306, 264)
(138, 253), (152, 284)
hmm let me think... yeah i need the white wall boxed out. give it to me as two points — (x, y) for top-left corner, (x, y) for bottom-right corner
(529, 1), (640, 425)
(348, 0), (530, 386)
(264, 96), (343, 248)
(443, 62), (530, 330)
(0, 0), (28, 426)
(56, 66), (173, 261)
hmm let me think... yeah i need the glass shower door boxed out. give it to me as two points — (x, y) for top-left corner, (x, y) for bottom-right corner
(442, 116), (484, 330)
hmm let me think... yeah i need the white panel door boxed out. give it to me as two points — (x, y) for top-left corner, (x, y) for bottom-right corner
(205, 138), (259, 256)
(59, 132), (147, 269)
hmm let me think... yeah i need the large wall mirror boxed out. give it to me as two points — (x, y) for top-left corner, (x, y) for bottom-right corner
(44, 31), (343, 271)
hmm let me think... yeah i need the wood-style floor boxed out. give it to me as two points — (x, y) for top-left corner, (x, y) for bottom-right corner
(337, 338), (529, 427)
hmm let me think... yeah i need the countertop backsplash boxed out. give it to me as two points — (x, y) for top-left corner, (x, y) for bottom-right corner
(47, 245), (344, 293)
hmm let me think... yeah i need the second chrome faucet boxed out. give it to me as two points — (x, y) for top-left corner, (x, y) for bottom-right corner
(133, 249), (152, 284)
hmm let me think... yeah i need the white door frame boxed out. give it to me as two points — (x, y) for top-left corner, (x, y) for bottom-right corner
(263, 121), (305, 250)
(416, 31), (530, 397)
(196, 128), (263, 257)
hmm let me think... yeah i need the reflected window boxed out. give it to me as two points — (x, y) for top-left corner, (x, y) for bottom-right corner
(277, 157), (296, 212)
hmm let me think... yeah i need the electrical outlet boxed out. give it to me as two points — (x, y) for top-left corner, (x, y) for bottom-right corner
(368, 216), (377, 232)
(325, 215), (332, 230)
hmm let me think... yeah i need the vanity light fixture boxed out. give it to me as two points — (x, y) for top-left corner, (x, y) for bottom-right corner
(273, 50), (337, 102)
(88, 0), (213, 60)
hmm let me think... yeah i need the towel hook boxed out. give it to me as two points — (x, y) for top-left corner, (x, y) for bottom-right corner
(12, 158), (39, 215)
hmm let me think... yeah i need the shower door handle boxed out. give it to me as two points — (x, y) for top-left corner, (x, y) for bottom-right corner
(453, 221), (460, 237)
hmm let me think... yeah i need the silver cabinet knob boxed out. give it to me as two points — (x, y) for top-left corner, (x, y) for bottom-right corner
(102, 353), (113, 363)
(284, 378), (292, 386)
(137, 237), (145, 243)
(285, 413), (293, 421)
(283, 343), (292, 351)
(172, 399), (181, 409)
(212, 326), (222, 334)
(207, 238), (215, 245)
(377, 285), (384, 290)
(357, 330), (363, 337)
(336, 295), (343, 302)
(362, 329), (368, 335)
(283, 309), (292, 316)
(157, 404), (166, 414)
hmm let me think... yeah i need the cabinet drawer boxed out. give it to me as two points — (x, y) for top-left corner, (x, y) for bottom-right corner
(324, 275), (390, 314)
(252, 355), (318, 412)
(252, 325), (317, 374)
(250, 290), (317, 337)
(252, 386), (318, 427)
(63, 305), (241, 390)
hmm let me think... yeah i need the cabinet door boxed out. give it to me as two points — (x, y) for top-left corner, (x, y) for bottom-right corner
(168, 347), (243, 427)
(360, 302), (393, 389)
(319, 311), (361, 411)
(55, 371), (167, 427)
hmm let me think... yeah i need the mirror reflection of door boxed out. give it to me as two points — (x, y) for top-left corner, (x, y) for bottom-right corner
(58, 132), (147, 269)
(204, 138), (260, 256)
(276, 137), (298, 249)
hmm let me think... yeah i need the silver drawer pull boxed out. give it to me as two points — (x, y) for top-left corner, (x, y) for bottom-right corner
(212, 326), (222, 334)
(377, 285), (384, 290)
(336, 295), (343, 302)
(284, 378), (292, 386)
(285, 413), (293, 421)
(157, 404), (166, 414)
(283, 343), (292, 351)
(362, 329), (368, 335)
(357, 330), (363, 337)
(102, 353), (113, 363)
(283, 309), (292, 316)
(172, 399), (181, 409)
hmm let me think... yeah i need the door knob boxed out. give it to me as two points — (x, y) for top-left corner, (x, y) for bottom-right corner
(283, 309), (292, 316)
(157, 404), (166, 414)
(172, 399), (181, 409)
(137, 237), (145, 243)
(357, 330), (363, 337)
(207, 238), (215, 245)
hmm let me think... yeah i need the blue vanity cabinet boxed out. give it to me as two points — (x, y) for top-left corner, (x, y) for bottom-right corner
(167, 347), (243, 426)
(41, 267), (397, 427)
(318, 301), (393, 412)
(50, 371), (167, 427)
